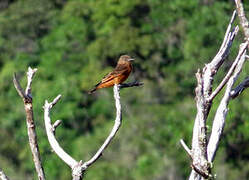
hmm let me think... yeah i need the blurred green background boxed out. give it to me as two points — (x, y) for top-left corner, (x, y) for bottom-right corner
(0, 0), (248, 179)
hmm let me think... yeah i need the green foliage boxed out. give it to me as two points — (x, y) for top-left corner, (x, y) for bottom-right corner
(0, 0), (248, 180)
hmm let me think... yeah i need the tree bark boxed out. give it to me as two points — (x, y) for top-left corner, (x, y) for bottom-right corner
(13, 67), (46, 180)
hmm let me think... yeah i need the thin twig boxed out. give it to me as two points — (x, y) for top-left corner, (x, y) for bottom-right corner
(52, 120), (62, 132)
(209, 10), (237, 69)
(13, 67), (46, 180)
(51, 94), (62, 107)
(13, 73), (28, 100)
(217, 10), (237, 54)
(230, 76), (249, 98)
(119, 81), (143, 89)
(180, 139), (192, 157)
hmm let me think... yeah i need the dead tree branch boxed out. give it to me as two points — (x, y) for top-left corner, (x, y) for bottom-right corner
(43, 84), (122, 180)
(207, 42), (247, 163)
(186, 11), (239, 180)
(180, 139), (191, 157)
(235, 0), (249, 41)
(84, 84), (122, 167)
(13, 67), (46, 180)
(208, 35), (245, 101)
(205, 15), (239, 101)
(119, 81), (143, 89)
(233, 0), (249, 99)
(203, 10), (238, 102)
(0, 168), (9, 180)
(43, 95), (78, 169)
(230, 76), (249, 98)
(180, 6), (249, 178)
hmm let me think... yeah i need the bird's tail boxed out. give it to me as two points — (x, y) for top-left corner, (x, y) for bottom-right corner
(88, 87), (97, 94)
(88, 82), (101, 94)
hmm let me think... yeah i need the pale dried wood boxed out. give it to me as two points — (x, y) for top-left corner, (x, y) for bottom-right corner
(43, 84), (124, 180)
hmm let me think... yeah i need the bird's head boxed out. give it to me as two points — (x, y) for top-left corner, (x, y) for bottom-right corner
(118, 55), (134, 64)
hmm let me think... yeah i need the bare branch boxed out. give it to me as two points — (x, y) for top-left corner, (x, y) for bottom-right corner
(188, 12), (239, 180)
(180, 139), (191, 157)
(43, 95), (78, 168)
(44, 84), (125, 180)
(207, 42), (247, 162)
(202, 16), (239, 100)
(25, 67), (37, 98)
(235, 0), (249, 40)
(119, 81), (143, 89)
(51, 94), (62, 107)
(209, 10), (238, 69)
(13, 67), (45, 180)
(0, 168), (9, 180)
(208, 41), (248, 101)
(43, 94), (85, 180)
(52, 120), (62, 133)
(230, 76), (249, 98)
(83, 84), (122, 167)
(13, 73), (28, 100)
(217, 10), (237, 54)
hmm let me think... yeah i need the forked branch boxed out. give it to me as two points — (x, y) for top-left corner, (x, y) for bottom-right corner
(182, 8), (249, 179)
(13, 67), (46, 180)
(208, 38), (246, 101)
(84, 84), (122, 167)
(187, 11), (239, 180)
(43, 84), (123, 180)
(207, 42), (247, 163)
(43, 94), (78, 169)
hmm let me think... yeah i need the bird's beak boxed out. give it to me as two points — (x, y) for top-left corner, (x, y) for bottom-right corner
(128, 58), (134, 61)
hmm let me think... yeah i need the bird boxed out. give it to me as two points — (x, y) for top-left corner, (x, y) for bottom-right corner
(88, 55), (134, 94)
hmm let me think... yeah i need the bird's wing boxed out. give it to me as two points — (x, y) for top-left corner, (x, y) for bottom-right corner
(99, 65), (128, 84)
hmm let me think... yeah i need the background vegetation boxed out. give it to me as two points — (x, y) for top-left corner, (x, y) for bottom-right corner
(0, 0), (248, 179)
